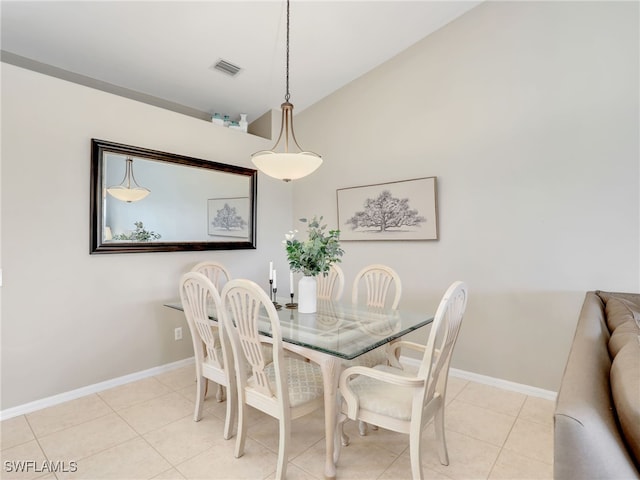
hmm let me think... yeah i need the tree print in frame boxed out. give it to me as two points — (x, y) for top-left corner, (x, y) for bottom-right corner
(336, 177), (438, 241)
(207, 197), (250, 239)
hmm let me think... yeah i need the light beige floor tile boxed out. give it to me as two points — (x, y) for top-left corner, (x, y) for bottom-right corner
(219, 403), (273, 428)
(152, 467), (187, 479)
(379, 454), (454, 480)
(117, 392), (194, 434)
(518, 396), (555, 427)
(445, 399), (517, 447)
(489, 448), (553, 479)
(25, 395), (112, 437)
(38, 412), (137, 461)
(503, 417), (553, 465)
(340, 418), (410, 456)
(155, 365), (198, 391)
(264, 463), (322, 480)
(176, 437), (278, 479)
(456, 382), (526, 417)
(419, 429), (501, 479)
(144, 413), (228, 465)
(296, 434), (399, 480)
(445, 376), (469, 405)
(0, 440), (48, 480)
(175, 384), (222, 417)
(98, 377), (172, 411)
(248, 409), (325, 459)
(1, 416), (35, 451)
(57, 437), (171, 480)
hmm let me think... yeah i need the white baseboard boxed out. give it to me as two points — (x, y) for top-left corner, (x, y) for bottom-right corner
(400, 356), (557, 401)
(1, 355), (557, 421)
(0, 357), (195, 421)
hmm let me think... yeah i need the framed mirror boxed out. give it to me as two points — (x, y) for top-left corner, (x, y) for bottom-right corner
(90, 139), (257, 254)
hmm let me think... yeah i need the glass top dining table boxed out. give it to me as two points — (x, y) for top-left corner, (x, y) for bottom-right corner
(164, 298), (433, 361)
(164, 297), (433, 479)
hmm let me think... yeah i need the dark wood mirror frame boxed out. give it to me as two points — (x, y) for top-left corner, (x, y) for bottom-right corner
(90, 139), (257, 254)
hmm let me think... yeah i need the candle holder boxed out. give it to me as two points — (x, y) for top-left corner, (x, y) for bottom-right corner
(286, 292), (298, 309)
(272, 287), (282, 310)
(269, 279), (274, 302)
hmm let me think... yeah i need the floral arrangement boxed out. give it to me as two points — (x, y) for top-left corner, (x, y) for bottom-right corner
(284, 216), (344, 277)
(113, 221), (161, 242)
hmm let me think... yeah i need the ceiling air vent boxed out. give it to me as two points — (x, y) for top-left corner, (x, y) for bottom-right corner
(212, 59), (242, 77)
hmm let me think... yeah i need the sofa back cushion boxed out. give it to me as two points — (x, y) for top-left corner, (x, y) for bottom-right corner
(603, 296), (640, 357)
(611, 338), (640, 471)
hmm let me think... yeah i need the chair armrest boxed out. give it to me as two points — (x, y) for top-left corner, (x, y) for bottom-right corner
(339, 365), (424, 419)
(386, 340), (426, 368)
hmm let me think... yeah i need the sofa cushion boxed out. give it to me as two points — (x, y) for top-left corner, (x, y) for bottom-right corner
(610, 338), (640, 470)
(606, 297), (640, 357)
(609, 321), (640, 357)
(605, 297), (639, 332)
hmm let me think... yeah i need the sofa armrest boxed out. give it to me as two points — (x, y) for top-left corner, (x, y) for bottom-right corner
(554, 292), (640, 479)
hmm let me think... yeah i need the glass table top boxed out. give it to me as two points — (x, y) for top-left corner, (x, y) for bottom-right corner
(165, 298), (433, 360)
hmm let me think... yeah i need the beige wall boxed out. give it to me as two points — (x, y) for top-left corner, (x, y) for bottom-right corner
(1, 1), (638, 409)
(292, 1), (639, 390)
(0, 64), (293, 409)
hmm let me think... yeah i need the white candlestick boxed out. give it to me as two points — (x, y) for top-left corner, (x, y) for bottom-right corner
(289, 271), (294, 295)
(269, 261), (273, 280)
(273, 270), (277, 290)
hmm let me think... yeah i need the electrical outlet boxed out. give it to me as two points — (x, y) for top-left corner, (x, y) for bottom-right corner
(174, 327), (183, 341)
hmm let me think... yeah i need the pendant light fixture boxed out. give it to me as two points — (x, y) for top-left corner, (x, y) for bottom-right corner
(251, 0), (322, 182)
(106, 157), (150, 203)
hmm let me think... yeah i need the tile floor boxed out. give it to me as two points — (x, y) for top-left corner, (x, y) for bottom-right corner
(1, 365), (554, 479)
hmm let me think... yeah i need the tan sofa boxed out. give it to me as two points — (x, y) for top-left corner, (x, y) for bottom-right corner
(554, 291), (640, 479)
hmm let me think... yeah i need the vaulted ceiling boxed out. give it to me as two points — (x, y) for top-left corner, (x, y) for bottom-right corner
(1, 1), (481, 122)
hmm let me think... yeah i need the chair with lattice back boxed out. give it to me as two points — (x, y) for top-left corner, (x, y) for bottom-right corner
(317, 263), (345, 301)
(179, 271), (236, 439)
(336, 281), (469, 480)
(192, 260), (231, 292)
(348, 264), (403, 434)
(221, 279), (325, 480)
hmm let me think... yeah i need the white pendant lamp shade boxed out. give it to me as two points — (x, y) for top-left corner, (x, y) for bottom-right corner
(252, 102), (322, 181)
(252, 151), (322, 182)
(106, 158), (150, 203)
(251, 1), (322, 182)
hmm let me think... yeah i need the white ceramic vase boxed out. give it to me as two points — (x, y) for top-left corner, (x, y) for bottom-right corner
(298, 275), (317, 313)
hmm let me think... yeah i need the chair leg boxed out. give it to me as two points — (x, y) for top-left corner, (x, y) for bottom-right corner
(339, 416), (350, 447)
(358, 420), (368, 436)
(194, 375), (206, 422)
(216, 384), (225, 403)
(409, 428), (424, 480)
(234, 398), (247, 458)
(223, 388), (235, 440)
(275, 416), (290, 480)
(434, 403), (449, 466)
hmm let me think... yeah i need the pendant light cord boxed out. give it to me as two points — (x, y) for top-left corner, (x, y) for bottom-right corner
(285, 0), (290, 102)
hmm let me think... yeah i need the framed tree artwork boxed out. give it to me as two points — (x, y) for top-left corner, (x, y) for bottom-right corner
(207, 197), (250, 239)
(336, 177), (438, 241)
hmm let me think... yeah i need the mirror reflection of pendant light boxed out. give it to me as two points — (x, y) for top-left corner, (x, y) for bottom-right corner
(251, 0), (322, 182)
(106, 157), (150, 202)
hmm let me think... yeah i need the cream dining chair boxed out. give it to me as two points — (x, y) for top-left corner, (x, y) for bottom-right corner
(191, 260), (232, 401)
(192, 260), (231, 291)
(221, 279), (325, 480)
(179, 272), (236, 440)
(317, 263), (345, 301)
(351, 263), (402, 309)
(336, 281), (469, 480)
(349, 263), (403, 434)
